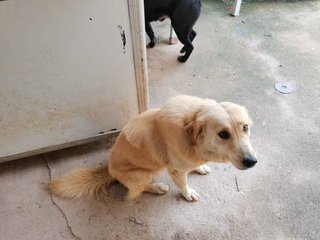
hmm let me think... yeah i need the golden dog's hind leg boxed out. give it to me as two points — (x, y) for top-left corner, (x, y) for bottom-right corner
(195, 164), (211, 175)
(168, 169), (200, 202)
(144, 182), (169, 194)
(116, 169), (154, 200)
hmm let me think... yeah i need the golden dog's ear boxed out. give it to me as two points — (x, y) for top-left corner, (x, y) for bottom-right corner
(185, 121), (206, 146)
(184, 110), (206, 146)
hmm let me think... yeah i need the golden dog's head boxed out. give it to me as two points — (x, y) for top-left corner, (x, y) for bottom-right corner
(185, 100), (257, 170)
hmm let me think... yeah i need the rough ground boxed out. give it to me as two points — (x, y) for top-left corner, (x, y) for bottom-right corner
(1, 1), (319, 239)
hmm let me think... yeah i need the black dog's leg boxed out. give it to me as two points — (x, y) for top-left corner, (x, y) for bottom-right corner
(180, 30), (197, 54)
(145, 22), (156, 48)
(174, 26), (194, 63)
(178, 42), (193, 63)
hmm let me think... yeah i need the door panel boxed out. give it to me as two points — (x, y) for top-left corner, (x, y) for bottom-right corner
(0, 0), (144, 161)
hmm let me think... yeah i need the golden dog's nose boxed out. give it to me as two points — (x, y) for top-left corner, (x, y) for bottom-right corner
(242, 157), (257, 168)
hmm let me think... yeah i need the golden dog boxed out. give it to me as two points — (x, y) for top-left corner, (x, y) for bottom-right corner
(49, 95), (257, 201)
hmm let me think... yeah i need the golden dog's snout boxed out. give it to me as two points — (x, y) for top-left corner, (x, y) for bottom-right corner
(242, 156), (257, 168)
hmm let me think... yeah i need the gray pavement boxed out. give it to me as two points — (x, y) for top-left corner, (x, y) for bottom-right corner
(1, 1), (319, 239)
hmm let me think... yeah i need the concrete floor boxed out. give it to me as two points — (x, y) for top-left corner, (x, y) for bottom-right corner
(1, 1), (320, 239)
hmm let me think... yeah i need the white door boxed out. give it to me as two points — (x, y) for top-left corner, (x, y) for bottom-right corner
(0, 0), (148, 162)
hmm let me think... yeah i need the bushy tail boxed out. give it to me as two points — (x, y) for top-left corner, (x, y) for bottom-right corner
(48, 165), (114, 199)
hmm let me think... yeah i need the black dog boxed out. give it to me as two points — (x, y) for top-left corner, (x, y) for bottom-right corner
(144, 0), (201, 62)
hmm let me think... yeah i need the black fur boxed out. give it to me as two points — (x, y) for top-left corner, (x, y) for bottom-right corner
(144, 0), (201, 63)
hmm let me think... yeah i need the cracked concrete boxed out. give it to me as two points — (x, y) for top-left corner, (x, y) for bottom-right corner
(0, 156), (77, 240)
(1, 1), (320, 239)
(44, 158), (82, 240)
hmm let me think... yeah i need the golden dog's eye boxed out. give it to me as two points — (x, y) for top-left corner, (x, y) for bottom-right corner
(243, 124), (249, 133)
(218, 131), (230, 140)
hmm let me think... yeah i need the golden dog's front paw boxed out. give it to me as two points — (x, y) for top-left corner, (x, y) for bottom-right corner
(182, 187), (199, 201)
(195, 164), (211, 175)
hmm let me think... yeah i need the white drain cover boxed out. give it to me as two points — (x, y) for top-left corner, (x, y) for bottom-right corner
(274, 81), (294, 94)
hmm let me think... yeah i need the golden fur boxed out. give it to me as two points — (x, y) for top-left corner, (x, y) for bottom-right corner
(49, 95), (257, 201)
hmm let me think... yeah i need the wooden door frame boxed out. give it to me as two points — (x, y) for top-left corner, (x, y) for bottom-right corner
(128, 0), (149, 113)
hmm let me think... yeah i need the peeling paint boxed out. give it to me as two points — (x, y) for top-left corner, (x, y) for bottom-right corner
(117, 25), (126, 54)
